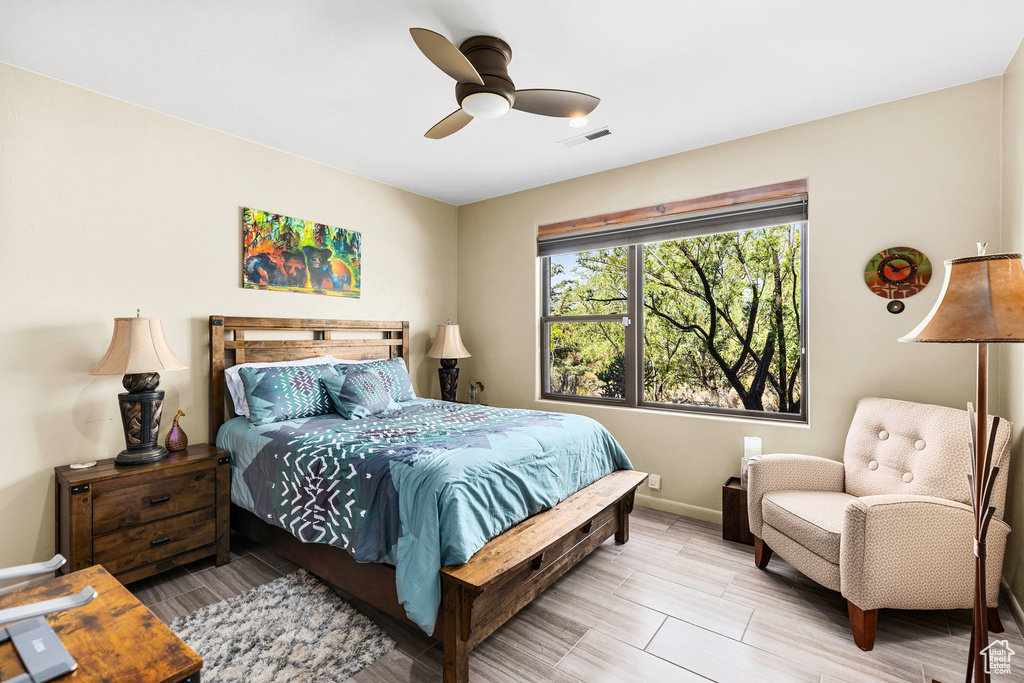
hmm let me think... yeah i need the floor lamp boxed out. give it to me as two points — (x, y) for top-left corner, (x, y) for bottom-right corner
(900, 250), (1024, 683)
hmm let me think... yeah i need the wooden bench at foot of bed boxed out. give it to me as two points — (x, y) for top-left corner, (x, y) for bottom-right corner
(440, 469), (647, 683)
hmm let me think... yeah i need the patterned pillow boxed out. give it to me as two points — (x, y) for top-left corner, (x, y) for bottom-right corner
(321, 372), (400, 420)
(238, 364), (339, 426)
(336, 357), (416, 402)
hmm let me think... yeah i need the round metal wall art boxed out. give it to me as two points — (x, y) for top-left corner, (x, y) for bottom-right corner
(864, 246), (932, 300)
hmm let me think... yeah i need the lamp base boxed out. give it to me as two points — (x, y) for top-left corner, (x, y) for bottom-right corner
(116, 388), (168, 465)
(438, 359), (459, 402)
(115, 445), (169, 465)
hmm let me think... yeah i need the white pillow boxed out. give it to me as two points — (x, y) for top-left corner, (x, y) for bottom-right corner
(225, 355), (335, 417)
(329, 356), (376, 366)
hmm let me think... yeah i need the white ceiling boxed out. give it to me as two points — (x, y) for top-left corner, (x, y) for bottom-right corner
(2, 1), (1023, 205)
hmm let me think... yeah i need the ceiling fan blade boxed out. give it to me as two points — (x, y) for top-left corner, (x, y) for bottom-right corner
(410, 28), (484, 85)
(425, 109), (473, 139)
(512, 89), (600, 118)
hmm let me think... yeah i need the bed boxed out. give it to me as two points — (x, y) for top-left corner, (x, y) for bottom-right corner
(209, 316), (647, 683)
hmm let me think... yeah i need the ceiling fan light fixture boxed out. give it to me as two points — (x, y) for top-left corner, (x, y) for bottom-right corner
(461, 92), (511, 119)
(569, 116), (588, 128)
(410, 28), (600, 138)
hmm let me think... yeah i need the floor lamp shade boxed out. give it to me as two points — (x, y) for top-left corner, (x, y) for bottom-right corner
(900, 252), (1024, 683)
(426, 324), (471, 401)
(90, 316), (187, 464)
(900, 254), (1024, 344)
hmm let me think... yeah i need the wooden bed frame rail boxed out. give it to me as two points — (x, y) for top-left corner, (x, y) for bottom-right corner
(209, 316), (645, 683)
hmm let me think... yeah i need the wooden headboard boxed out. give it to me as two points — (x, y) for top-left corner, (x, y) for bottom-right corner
(209, 316), (410, 439)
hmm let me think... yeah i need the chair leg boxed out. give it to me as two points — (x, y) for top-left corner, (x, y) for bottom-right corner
(988, 605), (1005, 633)
(754, 536), (772, 569)
(847, 600), (878, 651)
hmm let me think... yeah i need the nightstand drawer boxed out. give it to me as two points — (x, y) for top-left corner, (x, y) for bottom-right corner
(92, 468), (216, 535)
(93, 507), (216, 574)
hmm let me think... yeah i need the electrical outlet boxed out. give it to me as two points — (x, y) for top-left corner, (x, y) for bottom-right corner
(648, 474), (662, 491)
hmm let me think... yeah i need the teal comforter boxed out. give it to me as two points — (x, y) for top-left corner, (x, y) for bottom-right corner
(217, 398), (631, 633)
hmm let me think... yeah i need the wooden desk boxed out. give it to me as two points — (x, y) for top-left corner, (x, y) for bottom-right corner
(0, 565), (201, 682)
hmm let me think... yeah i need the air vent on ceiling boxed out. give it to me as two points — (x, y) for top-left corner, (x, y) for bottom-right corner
(559, 127), (612, 148)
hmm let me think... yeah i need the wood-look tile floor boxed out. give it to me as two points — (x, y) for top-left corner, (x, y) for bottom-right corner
(130, 507), (1024, 682)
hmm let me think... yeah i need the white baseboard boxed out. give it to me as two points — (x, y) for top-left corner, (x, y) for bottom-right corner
(635, 494), (723, 525)
(1002, 581), (1024, 635)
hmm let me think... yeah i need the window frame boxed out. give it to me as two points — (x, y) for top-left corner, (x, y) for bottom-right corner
(539, 215), (808, 424)
(540, 247), (638, 407)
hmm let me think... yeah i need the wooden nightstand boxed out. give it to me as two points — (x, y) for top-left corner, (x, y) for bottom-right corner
(722, 476), (754, 545)
(55, 444), (230, 584)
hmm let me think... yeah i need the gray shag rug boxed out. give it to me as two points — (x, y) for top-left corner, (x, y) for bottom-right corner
(170, 569), (396, 682)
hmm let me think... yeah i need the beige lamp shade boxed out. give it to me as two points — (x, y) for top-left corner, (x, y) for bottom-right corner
(900, 253), (1024, 344)
(90, 316), (188, 375)
(426, 324), (471, 359)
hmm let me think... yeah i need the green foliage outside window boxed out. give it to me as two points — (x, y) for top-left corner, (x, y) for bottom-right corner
(548, 320), (625, 398)
(544, 224), (803, 415)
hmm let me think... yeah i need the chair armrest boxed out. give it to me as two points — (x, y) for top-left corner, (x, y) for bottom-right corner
(746, 454), (845, 537)
(841, 494), (1010, 611)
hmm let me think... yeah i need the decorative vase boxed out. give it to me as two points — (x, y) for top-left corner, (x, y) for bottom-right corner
(165, 410), (188, 452)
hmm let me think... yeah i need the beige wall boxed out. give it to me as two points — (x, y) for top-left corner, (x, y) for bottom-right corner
(457, 78), (1004, 522)
(0, 63), (457, 566)
(3, 53), (1020, 601)
(1000, 37), (1024, 609)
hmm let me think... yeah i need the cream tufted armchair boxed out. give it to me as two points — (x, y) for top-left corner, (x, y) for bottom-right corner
(747, 397), (1012, 651)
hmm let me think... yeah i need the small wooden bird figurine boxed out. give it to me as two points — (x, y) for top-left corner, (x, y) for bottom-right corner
(165, 410), (188, 452)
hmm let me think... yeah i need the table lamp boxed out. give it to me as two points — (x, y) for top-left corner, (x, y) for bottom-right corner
(900, 247), (1024, 683)
(90, 313), (188, 464)
(426, 322), (471, 402)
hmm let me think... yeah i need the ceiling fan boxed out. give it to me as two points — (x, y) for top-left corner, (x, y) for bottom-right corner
(410, 28), (600, 139)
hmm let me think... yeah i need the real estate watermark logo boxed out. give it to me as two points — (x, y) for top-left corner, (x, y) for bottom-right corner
(981, 639), (1015, 675)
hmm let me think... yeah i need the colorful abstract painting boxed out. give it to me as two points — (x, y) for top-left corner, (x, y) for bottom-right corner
(242, 207), (361, 298)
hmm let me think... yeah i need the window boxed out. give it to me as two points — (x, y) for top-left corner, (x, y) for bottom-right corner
(544, 248), (629, 399)
(539, 184), (807, 422)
